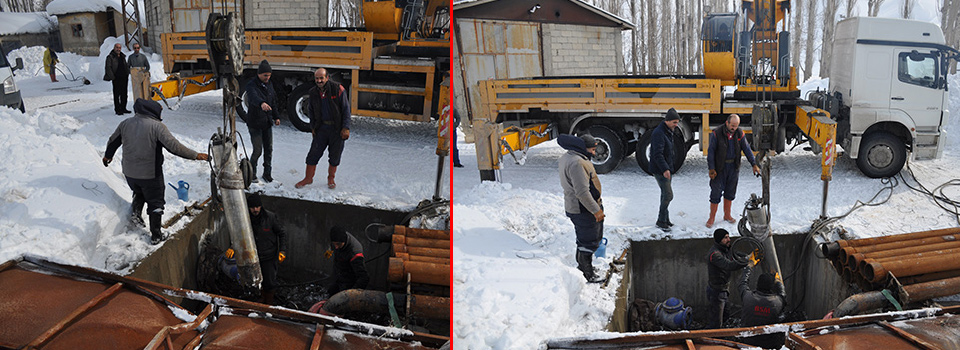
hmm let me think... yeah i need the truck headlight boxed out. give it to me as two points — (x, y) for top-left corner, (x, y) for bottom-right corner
(3, 76), (16, 94)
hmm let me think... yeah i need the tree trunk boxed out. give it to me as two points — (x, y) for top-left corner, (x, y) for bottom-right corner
(793, 0), (805, 81)
(902, 0), (913, 19)
(820, 0), (837, 78)
(846, 0), (858, 18)
(804, 0), (817, 79)
(647, 0), (658, 72)
(631, 0), (640, 74)
(946, 0), (960, 73)
(868, 0), (886, 16)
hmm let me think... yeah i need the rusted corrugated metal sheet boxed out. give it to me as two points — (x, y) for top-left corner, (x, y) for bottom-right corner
(788, 316), (960, 349)
(0, 257), (447, 350)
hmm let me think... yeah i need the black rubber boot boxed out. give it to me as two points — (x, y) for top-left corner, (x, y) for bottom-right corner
(576, 251), (602, 283)
(131, 198), (145, 227)
(149, 213), (163, 244)
(262, 165), (273, 183)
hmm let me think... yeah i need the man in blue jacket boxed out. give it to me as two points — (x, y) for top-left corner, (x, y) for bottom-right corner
(244, 60), (281, 183)
(649, 108), (680, 231)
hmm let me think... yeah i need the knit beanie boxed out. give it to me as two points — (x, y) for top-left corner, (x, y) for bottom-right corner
(330, 226), (348, 243)
(246, 193), (262, 208)
(757, 273), (776, 293)
(258, 59), (272, 74)
(580, 134), (597, 148)
(714, 228), (729, 244)
(665, 108), (680, 121)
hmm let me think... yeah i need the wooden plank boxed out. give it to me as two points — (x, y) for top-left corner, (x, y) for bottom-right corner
(309, 324), (325, 350)
(684, 339), (696, 350)
(27, 282), (124, 348)
(786, 332), (822, 350)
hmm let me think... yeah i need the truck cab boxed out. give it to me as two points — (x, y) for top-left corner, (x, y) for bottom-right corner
(823, 17), (957, 178)
(0, 46), (24, 113)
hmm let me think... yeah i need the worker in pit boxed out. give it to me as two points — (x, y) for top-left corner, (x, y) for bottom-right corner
(558, 133), (604, 283)
(224, 193), (287, 304)
(295, 67), (351, 190)
(103, 98), (209, 244)
(705, 114), (760, 228)
(738, 255), (786, 348)
(244, 60), (281, 183)
(327, 226), (369, 295)
(705, 228), (749, 328)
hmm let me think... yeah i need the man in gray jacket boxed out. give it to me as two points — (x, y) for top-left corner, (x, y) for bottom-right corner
(558, 134), (605, 283)
(103, 98), (209, 244)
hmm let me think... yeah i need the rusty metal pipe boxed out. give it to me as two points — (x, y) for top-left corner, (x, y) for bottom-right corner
(862, 252), (960, 283)
(211, 133), (261, 288)
(388, 258), (449, 286)
(392, 244), (449, 258)
(833, 290), (890, 318)
(821, 242), (842, 259)
(836, 227), (960, 248)
(897, 269), (960, 285)
(849, 240), (960, 269)
(395, 226), (450, 240)
(900, 275), (960, 304)
(392, 236), (450, 249)
(858, 247), (960, 272)
(394, 252), (450, 265)
(319, 289), (450, 320)
(840, 234), (960, 265)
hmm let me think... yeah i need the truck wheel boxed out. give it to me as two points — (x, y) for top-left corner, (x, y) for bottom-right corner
(857, 132), (906, 178)
(18, 98), (24, 113)
(236, 91), (249, 124)
(581, 125), (623, 174)
(636, 131), (688, 175)
(285, 83), (314, 133)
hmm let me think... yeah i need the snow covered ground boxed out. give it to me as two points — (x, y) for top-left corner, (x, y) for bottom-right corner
(0, 38), (447, 274)
(449, 67), (960, 349)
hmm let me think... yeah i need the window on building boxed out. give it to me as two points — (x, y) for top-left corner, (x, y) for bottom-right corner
(71, 24), (83, 37)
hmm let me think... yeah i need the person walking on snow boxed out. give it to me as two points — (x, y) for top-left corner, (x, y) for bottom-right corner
(558, 133), (605, 283)
(295, 68), (351, 190)
(706, 228), (749, 328)
(650, 108), (680, 231)
(706, 114), (760, 228)
(244, 60), (281, 183)
(103, 98), (209, 244)
(43, 47), (58, 82)
(104, 43), (130, 115)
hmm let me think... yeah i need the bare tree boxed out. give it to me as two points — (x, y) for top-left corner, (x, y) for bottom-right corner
(1, 0), (44, 12)
(630, 0), (640, 74)
(792, 0), (805, 81)
(902, 0), (914, 18)
(944, 0), (960, 73)
(329, 0), (363, 27)
(646, 0), (658, 72)
(868, 0), (885, 16)
(820, 0), (838, 78)
(845, 0), (859, 18)
(804, 0), (818, 78)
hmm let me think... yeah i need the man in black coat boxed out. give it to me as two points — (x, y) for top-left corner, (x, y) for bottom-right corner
(244, 60), (281, 182)
(295, 68), (351, 190)
(104, 43), (130, 115)
(649, 108), (680, 231)
(706, 228), (748, 328)
(328, 226), (369, 295)
(225, 193), (287, 304)
(738, 261), (787, 348)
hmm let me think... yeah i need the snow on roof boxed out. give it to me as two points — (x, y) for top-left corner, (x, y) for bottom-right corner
(46, 0), (124, 16)
(454, 0), (636, 30)
(0, 12), (57, 36)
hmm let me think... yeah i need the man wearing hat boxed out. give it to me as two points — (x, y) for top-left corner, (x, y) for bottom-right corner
(649, 108), (680, 231)
(738, 258), (786, 347)
(225, 192), (287, 304)
(103, 98), (210, 244)
(328, 226), (369, 294)
(705, 228), (748, 328)
(705, 114), (761, 228)
(558, 133), (604, 283)
(244, 60), (281, 183)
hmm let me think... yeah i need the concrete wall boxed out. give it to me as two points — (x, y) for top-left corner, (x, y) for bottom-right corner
(57, 12), (105, 56)
(244, 0), (327, 29)
(541, 23), (623, 76)
(132, 195), (407, 296)
(614, 234), (853, 331)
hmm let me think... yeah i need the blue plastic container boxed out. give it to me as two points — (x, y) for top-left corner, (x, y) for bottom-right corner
(595, 237), (608, 258)
(168, 180), (190, 201)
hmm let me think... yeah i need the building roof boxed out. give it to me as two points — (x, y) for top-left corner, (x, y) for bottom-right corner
(0, 12), (57, 36)
(46, 0), (124, 16)
(454, 0), (636, 30)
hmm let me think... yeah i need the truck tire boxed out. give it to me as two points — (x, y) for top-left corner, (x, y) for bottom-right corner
(636, 131), (688, 176)
(856, 132), (906, 178)
(236, 90), (249, 124)
(18, 98), (24, 113)
(285, 83), (314, 133)
(581, 125), (623, 174)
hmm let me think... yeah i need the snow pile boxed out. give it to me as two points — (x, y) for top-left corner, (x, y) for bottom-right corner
(0, 12), (56, 36)
(46, 0), (124, 16)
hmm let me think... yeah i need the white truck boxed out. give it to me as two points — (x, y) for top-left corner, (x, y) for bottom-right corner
(0, 46), (24, 113)
(810, 17), (959, 178)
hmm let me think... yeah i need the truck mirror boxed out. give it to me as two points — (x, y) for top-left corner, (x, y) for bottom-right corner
(908, 51), (925, 62)
(13, 57), (23, 71)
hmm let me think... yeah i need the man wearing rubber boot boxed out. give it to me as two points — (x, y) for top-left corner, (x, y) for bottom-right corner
(706, 114), (760, 228)
(244, 60), (281, 183)
(328, 226), (369, 295)
(705, 228), (749, 328)
(225, 193), (287, 304)
(558, 134), (605, 283)
(295, 68), (351, 190)
(103, 98), (209, 244)
(739, 258), (786, 348)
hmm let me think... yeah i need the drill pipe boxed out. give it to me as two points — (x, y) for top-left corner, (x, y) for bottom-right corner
(395, 226), (450, 240)
(388, 257), (449, 286)
(211, 134), (261, 288)
(857, 247), (960, 272)
(392, 244), (449, 258)
(392, 235), (450, 249)
(899, 275), (960, 304)
(839, 233), (960, 266)
(847, 240), (960, 270)
(319, 289), (449, 320)
(862, 252), (960, 283)
(836, 227), (960, 248)
(395, 252), (450, 265)
(897, 269), (960, 285)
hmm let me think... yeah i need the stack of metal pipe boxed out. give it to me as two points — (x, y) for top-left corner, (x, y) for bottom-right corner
(388, 226), (450, 286)
(822, 227), (960, 290)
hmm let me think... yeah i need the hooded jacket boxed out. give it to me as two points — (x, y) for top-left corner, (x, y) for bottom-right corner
(104, 99), (199, 179)
(738, 267), (786, 348)
(333, 232), (369, 290)
(558, 134), (602, 215)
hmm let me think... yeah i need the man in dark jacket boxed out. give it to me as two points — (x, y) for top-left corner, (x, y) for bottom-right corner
(103, 99), (209, 244)
(452, 108), (463, 167)
(650, 108), (680, 231)
(706, 228), (748, 328)
(329, 226), (369, 295)
(104, 43), (130, 115)
(558, 134), (604, 282)
(244, 60), (281, 183)
(706, 114), (761, 228)
(227, 193), (287, 304)
(295, 68), (351, 190)
(738, 261), (786, 348)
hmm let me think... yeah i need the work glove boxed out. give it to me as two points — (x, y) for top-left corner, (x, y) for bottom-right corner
(709, 169), (717, 180)
(278, 251), (286, 263)
(324, 250), (333, 259)
(224, 248), (235, 259)
(102, 157), (112, 167)
(747, 250), (760, 267)
(196, 153), (210, 161)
